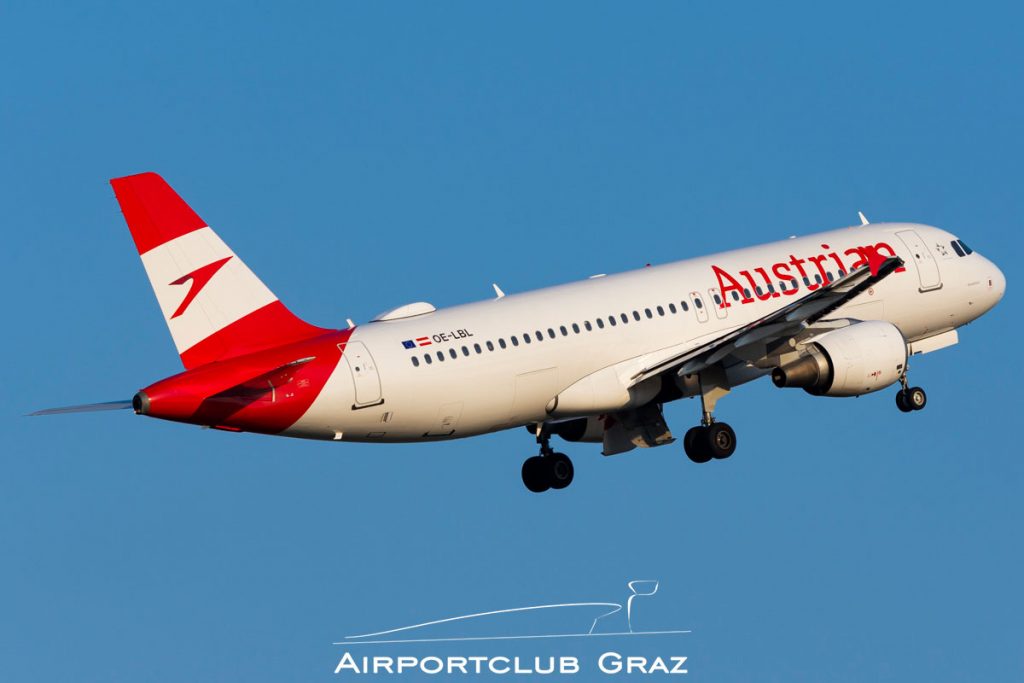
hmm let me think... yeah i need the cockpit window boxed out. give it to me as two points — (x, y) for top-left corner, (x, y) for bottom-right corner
(951, 239), (973, 257)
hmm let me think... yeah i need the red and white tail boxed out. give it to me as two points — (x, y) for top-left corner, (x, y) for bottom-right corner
(111, 172), (331, 369)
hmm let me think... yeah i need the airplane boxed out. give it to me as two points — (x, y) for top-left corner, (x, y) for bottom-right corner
(33, 173), (1006, 492)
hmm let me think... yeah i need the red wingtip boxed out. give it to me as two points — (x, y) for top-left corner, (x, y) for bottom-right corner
(865, 246), (887, 277)
(110, 172), (207, 255)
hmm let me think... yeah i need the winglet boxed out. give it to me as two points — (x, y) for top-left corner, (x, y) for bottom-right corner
(492, 283), (505, 299)
(865, 246), (888, 276)
(858, 211), (869, 226)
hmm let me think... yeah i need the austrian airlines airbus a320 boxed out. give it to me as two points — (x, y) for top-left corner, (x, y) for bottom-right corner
(35, 173), (1006, 492)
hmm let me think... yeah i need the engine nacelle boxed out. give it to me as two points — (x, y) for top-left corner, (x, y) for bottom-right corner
(550, 416), (605, 443)
(771, 320), (907, 397)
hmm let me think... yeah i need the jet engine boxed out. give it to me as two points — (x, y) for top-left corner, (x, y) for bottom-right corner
(549, 416), (605, 443)
(771, 320), (907, 397)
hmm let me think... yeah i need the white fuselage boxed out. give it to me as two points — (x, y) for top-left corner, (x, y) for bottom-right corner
(287, 223), (1004, 442)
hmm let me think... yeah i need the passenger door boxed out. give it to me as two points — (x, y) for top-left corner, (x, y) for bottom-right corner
(342, 341), (384, 408)
(896, 230), (942, 291)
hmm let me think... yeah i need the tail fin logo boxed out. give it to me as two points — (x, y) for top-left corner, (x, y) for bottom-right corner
(168, 256), (233, 319)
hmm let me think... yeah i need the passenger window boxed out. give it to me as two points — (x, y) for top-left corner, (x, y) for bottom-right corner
(814, 274), (822, 284)
(498, 338), (507, 349)
(732, 291), (739, 301)
(669, 303), (677, 314)
(474, 343), (482, 354)
(584, 321), (593, 331)
(620, 313), (629, 324)
(547, 328), (556, 339)
(597, 318), (605, 329)
(511, 336), (519, 347)
(826, 272), (834, 282)
(695, 298), (703, 309)
(486, 341), (494, 351)
(633, 310), (641, 321)
(742, 288), (751, 299)
(767, 284), (775, 293)
(803, 277), (811, 286)
(681, 301), (689, 312)
(411, 356), (420, 367)
(657, 306), (664, 316)
(713, 294), (721, 305)
(645, 308), (653, 318)
(535, 330), (543, 341)
(523, 332), (532, 343)
(462, 346), (470, 356)
(437, 351), (445, 362)
(608, 316), (617, 326)
(449, 348), (457, 359)
(572, 323), (580, 333)
(560, 325), (568, 336)
(424, 354), (433, 364)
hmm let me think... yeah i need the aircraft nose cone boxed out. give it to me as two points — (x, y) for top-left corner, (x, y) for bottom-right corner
(992, 263), (1006, 302)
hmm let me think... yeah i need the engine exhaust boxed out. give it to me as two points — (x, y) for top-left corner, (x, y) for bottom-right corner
(771, 347), (832, 393)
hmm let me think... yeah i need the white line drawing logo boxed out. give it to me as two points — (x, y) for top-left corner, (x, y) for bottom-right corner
(335, 580), (689, 646)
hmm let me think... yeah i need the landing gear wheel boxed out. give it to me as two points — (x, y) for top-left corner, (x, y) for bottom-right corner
(705, 422), (737, 459)
(521, 456), (550, 493)
(684, 426), (713, 464)
(548, 452), (574, 490)
(896, 387), (926, 412)
(906, 386), (927, 410)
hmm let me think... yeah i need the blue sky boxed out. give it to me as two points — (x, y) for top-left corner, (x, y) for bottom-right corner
(2, 2), (1022, 680)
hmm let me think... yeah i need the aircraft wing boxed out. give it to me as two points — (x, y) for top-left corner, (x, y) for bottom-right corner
(627, 254), (904, 387)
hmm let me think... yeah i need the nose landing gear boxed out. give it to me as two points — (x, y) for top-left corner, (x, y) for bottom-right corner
(896, 386), (927, 412)
(895, 372), (927, 413)
(521, 426), (575, 493)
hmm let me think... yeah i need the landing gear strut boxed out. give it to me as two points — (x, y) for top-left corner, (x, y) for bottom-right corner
(683, 367), (737, 463)
(895, 372), (927, 413)
(521, 426), (574, 493)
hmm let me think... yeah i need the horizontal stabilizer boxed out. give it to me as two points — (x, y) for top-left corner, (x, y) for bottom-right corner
(209, 357), (316, 401)
(29, 400), (133, 416)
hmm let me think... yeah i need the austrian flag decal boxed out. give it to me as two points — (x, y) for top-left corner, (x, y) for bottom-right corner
(401, 337), (432, 349)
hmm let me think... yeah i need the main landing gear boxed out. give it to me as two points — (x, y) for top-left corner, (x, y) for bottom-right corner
(521, 426), (574, 493)
(683, 367), (737, 464)
(683, 422), (737, 463)
(895, 372), (927, 413)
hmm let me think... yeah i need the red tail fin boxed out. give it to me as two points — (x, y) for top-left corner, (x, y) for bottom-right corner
(111, 173), (333, 368)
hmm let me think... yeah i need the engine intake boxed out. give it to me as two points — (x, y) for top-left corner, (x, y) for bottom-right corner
(772, 320), (907, 397)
